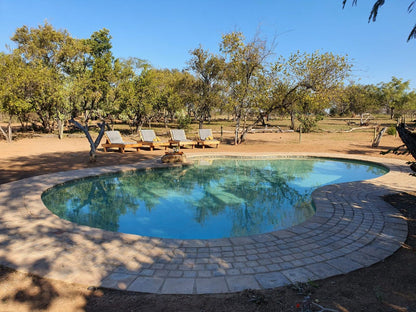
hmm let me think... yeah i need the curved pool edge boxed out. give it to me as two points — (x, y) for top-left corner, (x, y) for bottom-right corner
(0, 153), (413, 294)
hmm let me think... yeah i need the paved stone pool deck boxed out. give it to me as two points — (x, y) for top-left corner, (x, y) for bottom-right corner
(0, 153), (414, 294)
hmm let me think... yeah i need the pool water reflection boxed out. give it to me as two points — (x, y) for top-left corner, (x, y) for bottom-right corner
(41, 158), (388, 239)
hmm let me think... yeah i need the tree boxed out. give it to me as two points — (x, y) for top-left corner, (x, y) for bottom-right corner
(342, 0), (416, 41)
(0, 52), (65, 138)
(401, 90), (416, 120)
(11, 22), (78, 133)
(147, 69), (188, 128)
(270, 51), (352, 131)
(344, 83), (380, 125)
(120, 67), (185, 130)
(378, 77), (410, 119)
(0, 53), (34, 141)
(111, 57), (150, 131)
(68, 28), (116, 161)
(220, 31), (273, 144)
(187, 46), (224, 129)
(11, 22), (77, 70)
(133, 66), (160, 128)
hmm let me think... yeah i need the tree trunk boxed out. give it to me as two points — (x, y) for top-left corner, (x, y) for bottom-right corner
(58, 119), (64, 140)
(135, 120), (144, 134)
(397, 124), (416, 161)
(390, 107), (395, 119)
(290, 111), (296, 130)
(234, 116), (241, 145)
(7, 122), (12, 142)
(163, 109), (168, 129)
(0, 126), (8, 141)
(38, 112), (52, 133)
(261, 115), (267, 127)
(239, 127), (250, 143)
(69, 119), (106, 162)
(372, 127), (387, 147)
(0, 121), (12, 143)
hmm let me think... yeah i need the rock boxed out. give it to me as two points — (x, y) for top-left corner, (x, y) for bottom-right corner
(161, 153), (186, 163)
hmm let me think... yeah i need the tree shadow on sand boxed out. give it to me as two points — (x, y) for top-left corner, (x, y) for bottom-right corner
(0, 150), (157, 185)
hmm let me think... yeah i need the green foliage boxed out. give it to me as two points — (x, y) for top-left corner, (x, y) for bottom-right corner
(331, 83), (381, 125)
(297, 114), (324, 133)
(219, 31), (272, 144)
(386, 126), (397, 136)
(67, 28), (116, 125)
(187, 46), (224, 128)
(3, 21), (415, 149)
(378, 77), (411, 119)
(176, 109), (192, 129)
(8, 22), (78, 132)
(271, 50), (352, 130)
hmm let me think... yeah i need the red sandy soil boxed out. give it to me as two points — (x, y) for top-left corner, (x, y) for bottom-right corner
(0, 131), (415, 311)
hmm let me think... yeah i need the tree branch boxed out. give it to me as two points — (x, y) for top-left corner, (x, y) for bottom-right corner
(368, 0), (385, 23)
(0, 126), (10, 142)
(69, 118), (106, 162)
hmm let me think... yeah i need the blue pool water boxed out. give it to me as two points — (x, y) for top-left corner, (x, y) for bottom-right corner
(41, 157), (388, 239)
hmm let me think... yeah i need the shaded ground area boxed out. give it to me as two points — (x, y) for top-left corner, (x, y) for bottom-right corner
(74, 192), (416, 311)
(0, 192), (414, 312)
(0, 133), (415, 311)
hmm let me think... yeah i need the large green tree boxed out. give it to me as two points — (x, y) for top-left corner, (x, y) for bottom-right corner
(68, 28), (116, 161)
(148, 69), (188, 128)
(0, 53), (34, 141)
(378, 77), (410, 119)
(270, 51), (352, 131)
(112, 57), (152, 131)
(401, 90), (416, 120)
(344, 83), (380, 125)
(187, 46), (225, 129)
(10, 22), (77, 133)
(220, 31), (273, 144)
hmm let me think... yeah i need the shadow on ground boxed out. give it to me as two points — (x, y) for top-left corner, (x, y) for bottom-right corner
(1, 191), (413, 311)
(0, 150), (156, 185)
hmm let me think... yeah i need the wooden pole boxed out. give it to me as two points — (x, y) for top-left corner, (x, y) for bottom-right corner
(220, 125), (223, 142)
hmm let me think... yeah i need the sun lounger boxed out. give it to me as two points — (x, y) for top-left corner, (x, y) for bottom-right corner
(169, 129), (196, 149)
(139, 129), (169, 151)
(197, 129), (220, 149)
(102, 130), (142, 153)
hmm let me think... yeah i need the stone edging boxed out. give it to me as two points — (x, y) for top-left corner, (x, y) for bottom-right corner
(0, 153), (413, 294)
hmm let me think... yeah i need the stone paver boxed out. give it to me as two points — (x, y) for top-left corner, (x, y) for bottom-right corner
(196, 277), (229, 293)
(0, 153), (413, 294)
(161, 278), (195, 294)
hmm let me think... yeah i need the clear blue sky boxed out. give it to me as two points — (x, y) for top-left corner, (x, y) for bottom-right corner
(1, 0), (415, 89)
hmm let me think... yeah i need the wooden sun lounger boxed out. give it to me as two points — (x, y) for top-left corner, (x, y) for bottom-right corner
(197, 129), (220, 149)
(139, 129), (169, 151)
(102, 131), (142, 153)
(169, 129), (196, 149)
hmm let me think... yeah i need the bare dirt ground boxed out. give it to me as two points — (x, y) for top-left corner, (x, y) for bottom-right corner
(0, 131), (415, 312)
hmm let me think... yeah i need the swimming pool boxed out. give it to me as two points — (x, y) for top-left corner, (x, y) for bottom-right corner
(41, 157), (388, 239)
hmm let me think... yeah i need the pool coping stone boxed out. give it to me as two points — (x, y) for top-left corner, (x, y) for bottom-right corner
(0, 152), (413, 294)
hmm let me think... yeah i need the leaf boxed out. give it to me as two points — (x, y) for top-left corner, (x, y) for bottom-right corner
(368, 0), (385, 23)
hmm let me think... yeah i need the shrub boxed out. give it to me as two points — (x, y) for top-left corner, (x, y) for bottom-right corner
(297, 114), (324, 133)
(176, 110), (191, 130)
(386, 126), (396, 136)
